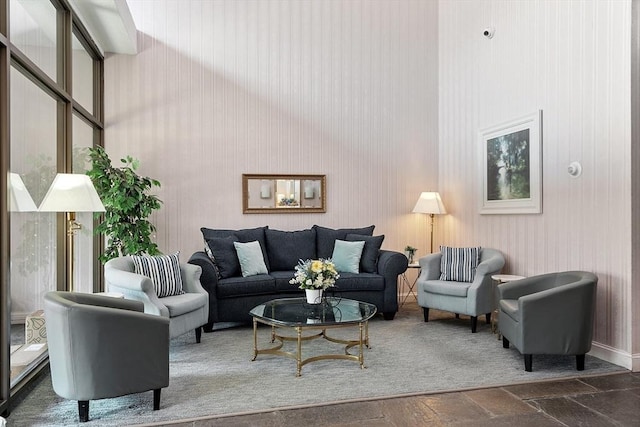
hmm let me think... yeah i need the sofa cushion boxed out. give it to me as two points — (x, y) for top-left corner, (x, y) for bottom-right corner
(313, 225), (375, 259)
(439, 246), (481, 283)
(201, 226), (270, 271)
(332, 273), (385, 291)
(265, 228), (316, 271)
(217, 274), (276, 298)
(271, 271), (300, 292)
(346, 234), (384, 273)
(234, 241), (268, 277)
(422, 280), (470, 297)
(205, 236), (240, 279)
(131, 252), (185, 297)
(160, 292), (208, 317)
(332, 240), (365, 273)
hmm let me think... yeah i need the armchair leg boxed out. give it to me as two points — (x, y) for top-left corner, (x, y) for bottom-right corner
(153, 389), (161, 410)
(455, 313), (460, 319)
(502, 336), (509, 348)
(485, 312), (491, 324)
(423, 307), (429, 322)
(524, 354), (533, 372)
(470, 316), (478, 333)
(576, 354), (585, 371)
(78, 400), (89, 422)
(195, 326), (202, 343)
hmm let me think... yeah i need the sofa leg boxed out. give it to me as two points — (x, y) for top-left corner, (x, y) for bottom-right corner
(524, 354), (533, 372)
(203, 321), (214, 333)
(382, 312), (396, 320)
(502, 336), (509, 348)
(471, 316), (478, 333)
(195, 326), (202, 343)
(78, 400), (89, 422)
(455, 313), (460, 319)
(153, 389), (161, 410)
(423, 307), (429, 322)
(576, 354), (585, 371)
(485, 312), (491, 324)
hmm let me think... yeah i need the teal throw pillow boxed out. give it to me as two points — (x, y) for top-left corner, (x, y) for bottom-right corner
(234, 241), (269, 277)
(332, 240), (365, 273)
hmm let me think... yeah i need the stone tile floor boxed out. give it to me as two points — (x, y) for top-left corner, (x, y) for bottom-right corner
(160, 372), (640, 426)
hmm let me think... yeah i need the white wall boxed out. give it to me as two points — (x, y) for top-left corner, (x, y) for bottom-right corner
(105, 0), (439, 259)
(438, 0), (635, 368)
(105, 0), (638, 368)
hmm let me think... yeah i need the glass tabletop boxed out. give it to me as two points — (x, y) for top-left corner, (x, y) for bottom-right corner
(250, 297), (377, 326)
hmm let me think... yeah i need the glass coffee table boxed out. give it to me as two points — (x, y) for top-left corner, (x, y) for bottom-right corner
(249, 297), (377, 376)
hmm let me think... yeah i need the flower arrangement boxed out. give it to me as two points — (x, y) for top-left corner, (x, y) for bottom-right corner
(404, 245), (418, 264)
(289, 259), (340, 290)
(278, 197), (299, 207)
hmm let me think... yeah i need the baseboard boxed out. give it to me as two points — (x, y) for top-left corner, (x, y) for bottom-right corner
(589, 341), (638, 371)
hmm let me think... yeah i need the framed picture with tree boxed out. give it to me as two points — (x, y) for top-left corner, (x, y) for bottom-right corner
(480, 111), (542, 214)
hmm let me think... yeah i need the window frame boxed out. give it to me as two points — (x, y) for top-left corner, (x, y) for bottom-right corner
(0, 0), (104, 414)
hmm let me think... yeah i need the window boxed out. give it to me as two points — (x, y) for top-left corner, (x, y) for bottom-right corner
(1, 0), (104, 411)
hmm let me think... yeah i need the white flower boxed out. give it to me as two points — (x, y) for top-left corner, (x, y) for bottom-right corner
(290, 258), (340, 290)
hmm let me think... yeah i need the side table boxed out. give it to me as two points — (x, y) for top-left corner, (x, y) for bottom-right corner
(491, 274), (525, 339)
(399, 263), (421, 307)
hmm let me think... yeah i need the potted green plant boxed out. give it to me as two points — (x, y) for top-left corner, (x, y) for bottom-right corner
(87, 146), (162, 262)
(404, 246), (417, 264)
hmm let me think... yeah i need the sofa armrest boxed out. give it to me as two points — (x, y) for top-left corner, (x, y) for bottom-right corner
(377, 250), (409, 277)
(104, 267), (169, 317)
(188, 251), (219, 324)
(377, 250), (408, 314)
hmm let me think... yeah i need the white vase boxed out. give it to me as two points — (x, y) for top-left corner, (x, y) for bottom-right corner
(305, 289), (323, 304)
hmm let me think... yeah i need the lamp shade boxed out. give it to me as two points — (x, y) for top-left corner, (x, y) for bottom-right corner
(8, 172), (38, 212)
(39, 173), (105, 212)
(412, 192), (446, 215)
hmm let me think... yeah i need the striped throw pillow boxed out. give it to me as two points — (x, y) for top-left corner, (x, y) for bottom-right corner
(439, 246), (481, 283)
(132, 252), (185, 297)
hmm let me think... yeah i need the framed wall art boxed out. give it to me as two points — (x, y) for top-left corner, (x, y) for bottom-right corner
(480, 111), (542, 214)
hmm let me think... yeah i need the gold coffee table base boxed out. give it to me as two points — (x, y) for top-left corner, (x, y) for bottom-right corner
(251, 319), (370, 377)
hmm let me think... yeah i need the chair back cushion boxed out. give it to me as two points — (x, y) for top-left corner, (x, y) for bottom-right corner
(132, 252), (185, 297)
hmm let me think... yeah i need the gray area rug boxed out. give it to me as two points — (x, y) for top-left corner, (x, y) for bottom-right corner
(8, 303), (625, 426)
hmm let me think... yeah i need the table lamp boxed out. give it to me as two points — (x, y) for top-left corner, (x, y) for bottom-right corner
(412, 191), (446, 253)
(39, 173), (105, 292)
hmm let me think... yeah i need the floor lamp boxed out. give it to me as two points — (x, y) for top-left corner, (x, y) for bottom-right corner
(412, 192), (447, 254)
(8, 172), (38, 213)
(39, 174), (105, 292)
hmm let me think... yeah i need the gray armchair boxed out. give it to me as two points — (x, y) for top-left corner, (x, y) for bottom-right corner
(416, 248), (505, 332)
(498, 271), (598, 372)
(44, 291), (169, 422)
(105, 256), (209, 342)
